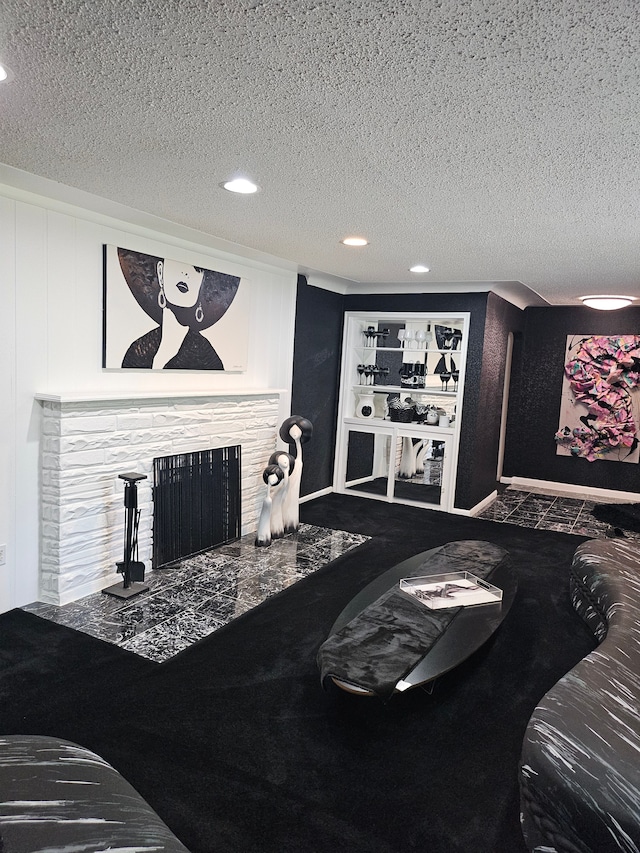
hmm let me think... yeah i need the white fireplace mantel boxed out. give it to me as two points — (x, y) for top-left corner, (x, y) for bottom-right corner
(35, 388), (287, 404)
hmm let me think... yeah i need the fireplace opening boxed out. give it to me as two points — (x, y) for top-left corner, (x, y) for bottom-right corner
(152, 445), (241, 569)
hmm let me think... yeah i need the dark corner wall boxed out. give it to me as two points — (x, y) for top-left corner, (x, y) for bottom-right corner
(291, 281), (640, 507)
(503, 304), (640, 494)
(290, 276), (344, 497)
(467, 292), (524, 508)
(342, 291), (494, 510)
(291, 283), (524, 510)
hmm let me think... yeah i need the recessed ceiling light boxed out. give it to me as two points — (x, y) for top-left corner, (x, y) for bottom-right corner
(221, 178), (259, 194)
(341, 237), (369, 247)
(579, 295), (635, 310)
(409, 265), (430, 273)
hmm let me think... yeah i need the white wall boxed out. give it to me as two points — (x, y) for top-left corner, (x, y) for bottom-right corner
(0, 178), (298, 612)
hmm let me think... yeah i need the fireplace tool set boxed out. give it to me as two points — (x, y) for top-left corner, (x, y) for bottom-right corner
(103, 472), (149, 599)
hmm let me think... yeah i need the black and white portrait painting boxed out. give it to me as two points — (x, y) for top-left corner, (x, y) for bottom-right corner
(103, 245), (249, 371)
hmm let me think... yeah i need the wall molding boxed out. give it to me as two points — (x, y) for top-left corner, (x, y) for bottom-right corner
(449, 490), (498, 517)
(299, 487), (334, 503)
(501, 476), (640, 503)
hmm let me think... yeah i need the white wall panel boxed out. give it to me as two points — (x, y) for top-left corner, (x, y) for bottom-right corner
(1, 182), (297, 610)
(0, 197), (17, 611)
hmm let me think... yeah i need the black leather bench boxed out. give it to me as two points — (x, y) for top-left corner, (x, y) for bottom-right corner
(520, 538), (640, 853)
(0, 735), (189, 852)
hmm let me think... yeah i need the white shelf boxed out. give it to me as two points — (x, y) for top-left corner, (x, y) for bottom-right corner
(344, 416), (455, 433)
(356, 346), (462, 355)
(352, 385), (458, 396)
(35, 388), (286, 404)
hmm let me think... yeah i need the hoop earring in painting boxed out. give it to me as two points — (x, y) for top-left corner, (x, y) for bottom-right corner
(195, 303), (204, 324)
(158, 288), (167, 309)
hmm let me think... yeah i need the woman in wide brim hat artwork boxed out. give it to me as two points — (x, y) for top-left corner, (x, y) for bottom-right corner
(103, 245), (247, 371)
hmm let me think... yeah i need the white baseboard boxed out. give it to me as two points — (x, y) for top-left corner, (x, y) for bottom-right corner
(501, 476), (640, 503)
(449, 490), (498, 517)
(299, 486), (334, 504)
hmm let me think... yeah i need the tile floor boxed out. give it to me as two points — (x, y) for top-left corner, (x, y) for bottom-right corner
(23, 524), (369, 663)
(23, 489), (635, 663)
(477, 488), (640, 540)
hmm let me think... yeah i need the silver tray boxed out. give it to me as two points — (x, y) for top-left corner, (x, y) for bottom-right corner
(400, 571), (503, 609)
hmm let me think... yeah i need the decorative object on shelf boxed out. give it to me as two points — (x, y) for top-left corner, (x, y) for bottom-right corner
(374, 394), (389, 419)
(557, 334), (640, 463)
(414, 325), (433, 349)
(388, 397), (414, 422)
(439, 414), (450, 428)
(362, 326), (390, 347)
(358, 364), (389, 386)
(267, 451), (295, 538)
(426, 407), (439, 425)
(278, 416), (313, 533)
(435, 325), (454, 350)
(355, 391), (376, 419)
(373, 366), (390, 384)
(403, 328), (415, 350)
(451, 329), (463, 350)
(440, 370), (452, 391)
(397, 328), (406, 348)
(103, 473), (149, 600)
(452, 369), (460, 391)
(413, 403), (428, 423)
(399, 362), (425, 388)
(255, 464), (284, 547)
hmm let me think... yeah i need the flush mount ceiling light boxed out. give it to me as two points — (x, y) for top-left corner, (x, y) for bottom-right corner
(341, 236), (369, 247)
(221, 177), (259, 194)
(0, 62), (14, 82)
(579, 295), (636, 310)
(409, 265), (430, 273)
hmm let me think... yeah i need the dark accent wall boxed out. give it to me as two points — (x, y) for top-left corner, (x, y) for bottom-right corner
(290, 276), (344, 497)
(292, 284), (527, 508)
(467, 292), (525, 508)
(503, 305), (640, 492)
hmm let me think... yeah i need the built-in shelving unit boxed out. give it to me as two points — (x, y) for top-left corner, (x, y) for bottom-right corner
(334, 311), (469, 512)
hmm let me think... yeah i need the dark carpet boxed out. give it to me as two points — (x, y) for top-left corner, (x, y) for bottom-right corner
(591, 501), (640, 532)
(0, 494), (597, 853)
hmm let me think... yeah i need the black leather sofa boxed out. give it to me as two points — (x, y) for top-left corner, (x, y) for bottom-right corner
(519, 537), (640, 853)
(0, 734), (189, 852)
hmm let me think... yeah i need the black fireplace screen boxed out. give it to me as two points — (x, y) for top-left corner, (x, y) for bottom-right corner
(152, 445), (241, 568)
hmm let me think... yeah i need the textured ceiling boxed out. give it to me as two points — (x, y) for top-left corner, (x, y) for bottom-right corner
(0, 0), (639, 306)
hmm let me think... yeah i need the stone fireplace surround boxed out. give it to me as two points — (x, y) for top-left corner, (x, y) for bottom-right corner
(36, 390), (285, 606)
